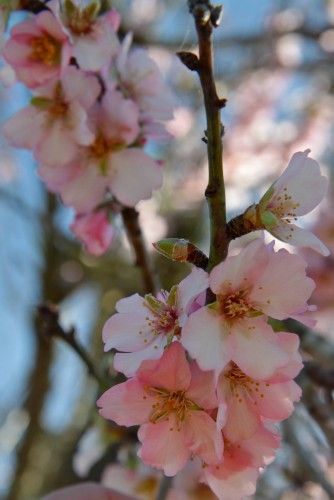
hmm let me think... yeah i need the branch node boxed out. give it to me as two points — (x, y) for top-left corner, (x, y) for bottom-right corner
(210, 5), (223, 27)
(176, 51), (200, 72)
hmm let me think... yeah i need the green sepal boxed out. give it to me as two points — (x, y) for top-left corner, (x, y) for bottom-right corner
(258, 185), (275, 212)
(248, 309), (263, 318)
(30, 96), (51, 109)
(208, 301), (219, 310)
(144, 294), (164, 314)
(167, 285), (178, 307)
(260, 210), (279, 229)
(83, 0), (101, 20)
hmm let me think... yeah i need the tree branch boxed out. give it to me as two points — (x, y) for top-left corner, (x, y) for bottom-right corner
(121, 207), (159, 294)
(187, 0), (228, 270)
(38, 302), (109, 390)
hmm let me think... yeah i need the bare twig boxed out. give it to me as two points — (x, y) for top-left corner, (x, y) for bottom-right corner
(122, 207), (159, 294)
(185, 0), (228, 270)
(38, 302), (108, 390)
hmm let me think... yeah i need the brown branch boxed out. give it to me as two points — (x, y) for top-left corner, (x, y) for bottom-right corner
(122, 207), (159, 294)
(38, 302), (108, 390)
(186, 0), (228, 271)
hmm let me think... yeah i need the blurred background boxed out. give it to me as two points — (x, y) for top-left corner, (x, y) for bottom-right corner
(1, 0), (334, 498)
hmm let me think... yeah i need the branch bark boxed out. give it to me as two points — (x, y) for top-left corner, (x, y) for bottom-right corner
(188, 0), (228, 270)
(122, 207), (159, 294)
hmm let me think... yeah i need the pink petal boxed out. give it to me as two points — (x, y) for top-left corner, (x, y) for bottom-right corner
(250, 248), (315, 319)
(97, 379), (154, 426)
(101, 90), (139, 145)
(138, 418), (189, 476)
(62, 67), (101, 109)
(2, 39), (32, 65)
(204, 466), (258, 500)
(137, 342), (191, 392)
(3, 106), (44, 149)
(186, 361), (218, 410)
(15, 64), (60, 88)
(185, 411), (223, 465)
(232, 319), (289, 379)
(181, 308), (233, 374)
(177, 267), (209, 319)
(222, 396), (260, 443)
(252, 380), (301, 421)
(60, 162), (107, 212)
(36, 11), (68, 42)
(71, 211), (113, 256)
(35, 120), (80, 166)
(209, 238), (269, 294)
(109, 149), (163, 206)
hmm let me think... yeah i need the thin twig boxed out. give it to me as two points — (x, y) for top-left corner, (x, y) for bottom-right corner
(121, 207), (159, 294)
(156, 476), (173, 500)
(187, 0), (228, 270)
(38, 302), (108, 390)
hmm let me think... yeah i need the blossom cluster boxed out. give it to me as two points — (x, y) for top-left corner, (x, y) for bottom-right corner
(1, 0), (173, 255)
(97, 234), (318, 499)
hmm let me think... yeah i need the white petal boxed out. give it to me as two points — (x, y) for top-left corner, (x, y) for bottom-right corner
(181, 308), (232, 374)
(270, 221), (330, 256)
(177, 267), (209, 317)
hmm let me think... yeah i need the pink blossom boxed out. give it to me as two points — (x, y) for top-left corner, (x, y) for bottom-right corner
(103, 267), (208, 376)
(181, 238), (314, 379)
(217, 332), (302, 442)
(204, 426), (280, 500)
(53, 0), (120, 71)
(40, 89), (163, 213)
(2, 10), (71, 88)
(248, 150), (329, 256)
(3, 67), (100, 167)
(109, 35), (174, 141)
(97, 342), (222, 476)
(71, 210), (114, 256)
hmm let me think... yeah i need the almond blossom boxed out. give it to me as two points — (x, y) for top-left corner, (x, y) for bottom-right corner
(108, 34), (175, 142)
(71, 209), (114, 256)
(2, 9), (71, 88)
(38, 88), (163, 212)
(204, 426), (280, 500)
(55, 0), (121, 71)
(3, 67), (100, 167)
(103, 267), (208, 376)
(181, 238), (314, 379)
(97, 342), (222, 476)
(245, 150), (329, 256)
(217, 331), (302, 442)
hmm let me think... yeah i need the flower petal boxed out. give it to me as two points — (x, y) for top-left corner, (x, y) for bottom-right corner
(270, 221), (330, 256)
(181, 308), (233, 374)
(109, 149), (163, 207)
(97, 379), (154, 427)
(138, 418), (189, 476)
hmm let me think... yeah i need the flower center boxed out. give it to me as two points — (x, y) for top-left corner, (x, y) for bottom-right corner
(30, 35), (60, 66)
(90, 134), (110, 159)
(148, 388), (197, 424)
(48, 83), (68, 118)
(147, 305), (180, 337)
(219, 289), (251, 321)
(224, 362), (268, 402)
(269, 187), (300, 222)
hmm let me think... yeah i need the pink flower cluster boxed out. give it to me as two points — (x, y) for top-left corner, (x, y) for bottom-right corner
(1, 0), (174, 255)
(97, 239), (313, 498)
